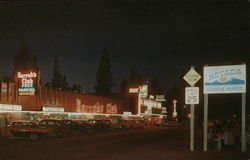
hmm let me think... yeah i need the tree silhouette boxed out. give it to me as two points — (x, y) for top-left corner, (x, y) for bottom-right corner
(61, 75), (69, 91)
(71, 84), (82, 93)
(12, 42), (39, 80)
(51, 55), (63, 89)
(95, 49), (114, 96)
(46, 55), (69, 91)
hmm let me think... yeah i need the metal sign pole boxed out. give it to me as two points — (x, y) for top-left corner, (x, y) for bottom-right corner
(203, 94), (208, 151)
(242, 92), (246, 152)
(190, 103), (195, 151)
(183, 66), (201, 152)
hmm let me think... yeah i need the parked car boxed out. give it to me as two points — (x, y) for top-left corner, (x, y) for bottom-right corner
(60, 120), (87, 135)
(74, 120), (94, 134)
(133, 120), (146, 129)
(38, 119), (69, 137)
(7, 121), (52, 140)
(87, 119), (111, 132)
(117, 120), (136, 129)
(101, 120), (123, 131)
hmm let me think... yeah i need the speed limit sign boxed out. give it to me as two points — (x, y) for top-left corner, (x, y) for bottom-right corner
(185, 87), (199, 104)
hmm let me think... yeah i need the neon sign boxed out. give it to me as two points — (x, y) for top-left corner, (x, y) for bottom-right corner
(129, 88), (139, 93)
(17, 71), (37, 96)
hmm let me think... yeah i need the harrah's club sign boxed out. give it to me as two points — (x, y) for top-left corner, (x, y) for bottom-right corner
(17, 71), (37, 95)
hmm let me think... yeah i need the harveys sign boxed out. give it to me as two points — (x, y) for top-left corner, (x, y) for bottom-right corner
(76, 98), (118, 114)
(17, 71), (38, 96)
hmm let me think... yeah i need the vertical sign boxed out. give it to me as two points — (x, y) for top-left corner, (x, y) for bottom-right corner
(183, 66), (201, 152)
(17, 71), (38, 96)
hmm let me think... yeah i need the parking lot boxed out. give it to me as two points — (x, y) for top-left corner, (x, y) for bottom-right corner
(0, 124), (246, 160)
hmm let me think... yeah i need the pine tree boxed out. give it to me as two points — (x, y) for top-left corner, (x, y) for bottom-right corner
(61, 75), (69, 91)
(49, 55), (70, 91)
(12, 42), (39, 80)
(95, 49), (114, 95)
(71, 84), (82, 93)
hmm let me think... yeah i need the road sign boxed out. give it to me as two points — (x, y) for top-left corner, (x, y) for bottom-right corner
(203, 64), (247, 152)
(203, 64), (246, 94)
(183, 67), (201, 86)
(185, 87), (199, 104)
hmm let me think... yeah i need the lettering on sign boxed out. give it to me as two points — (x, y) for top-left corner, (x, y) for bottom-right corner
(75, 99), (118, 114)
(183, 67), (201, 86)
(185, 87), (199, 104)
(129, 88), (139, 93)
(17, 71), (38, 96)
(106, 103), (118, 114)
(204, 65), (246, 94)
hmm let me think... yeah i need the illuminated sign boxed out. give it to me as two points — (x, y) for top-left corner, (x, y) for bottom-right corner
(156, 95), (166, 102)
(75, 98), (118, 114)
(149, 95), (154, 100)
(139, 85), (148, 98)
(129, 88), (139, 93)
(17, 71), (37, 96)
(123, 112), (132, 116)
(162, 107), (167, 114)
(42, 106), (64, 112)
(204, 64), (246, 94)
(0, 104), (22, 111)
(140, 99), (162, 108)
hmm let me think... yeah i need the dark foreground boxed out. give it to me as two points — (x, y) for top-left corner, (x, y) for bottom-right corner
(0, 127), (247, 160)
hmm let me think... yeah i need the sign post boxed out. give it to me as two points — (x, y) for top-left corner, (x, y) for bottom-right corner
(242, 92), (246, 152)
(203, 64), (246, 152)
(183, 66), (201, 151)
(204, 93), (208, 151)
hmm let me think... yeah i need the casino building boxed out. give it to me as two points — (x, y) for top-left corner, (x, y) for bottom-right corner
(0, 71), (165, 123)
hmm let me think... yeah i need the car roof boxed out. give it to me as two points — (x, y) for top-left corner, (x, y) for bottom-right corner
(11, 120), (34, 123)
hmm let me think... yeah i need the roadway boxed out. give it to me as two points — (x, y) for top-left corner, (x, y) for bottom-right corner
(0, 127), (246, 160)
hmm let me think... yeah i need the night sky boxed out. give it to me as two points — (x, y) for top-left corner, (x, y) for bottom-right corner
(0, 0), (248, 93)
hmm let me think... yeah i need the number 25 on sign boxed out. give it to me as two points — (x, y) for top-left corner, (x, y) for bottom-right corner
(185, 87), (199, 104)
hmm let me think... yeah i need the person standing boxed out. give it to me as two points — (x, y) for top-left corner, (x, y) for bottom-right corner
(214, 119), (224, 151)
(232, 118), (240, 150)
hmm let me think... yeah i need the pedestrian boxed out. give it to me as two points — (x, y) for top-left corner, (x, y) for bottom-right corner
(232, 118), (240, 150)
(213, 119), (224, 151)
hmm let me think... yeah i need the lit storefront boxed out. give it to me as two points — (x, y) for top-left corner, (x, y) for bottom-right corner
(0, 75), (165, 123)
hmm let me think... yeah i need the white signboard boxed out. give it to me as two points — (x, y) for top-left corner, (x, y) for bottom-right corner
(42, 106), (64, 112)
(0, 104), (22, 111)
(129, 88), (139, 93)
(204, 64), (246, 94)
(156, 95), (166, 102)
(123, 112), (132, 116)
(185, 87), (199, 104)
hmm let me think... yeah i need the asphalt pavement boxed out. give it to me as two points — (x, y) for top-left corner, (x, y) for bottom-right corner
(0, 127), (247, 160)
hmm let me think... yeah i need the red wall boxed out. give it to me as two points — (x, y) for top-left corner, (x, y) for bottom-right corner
(0, 83), (125, 114)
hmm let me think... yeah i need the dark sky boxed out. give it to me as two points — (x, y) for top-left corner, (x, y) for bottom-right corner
(0, 0), (248, 93)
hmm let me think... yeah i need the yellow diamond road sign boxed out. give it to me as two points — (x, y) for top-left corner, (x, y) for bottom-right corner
(183, 67), (201, 86)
